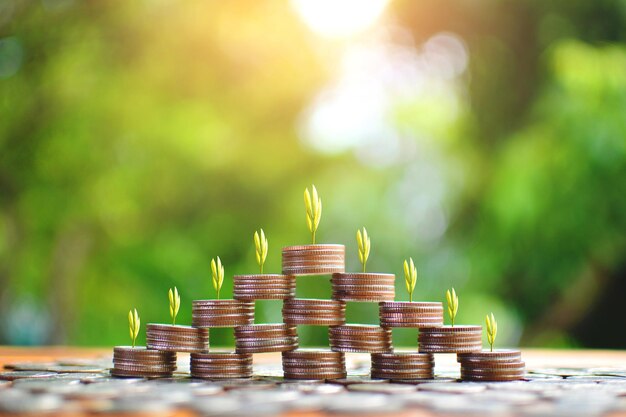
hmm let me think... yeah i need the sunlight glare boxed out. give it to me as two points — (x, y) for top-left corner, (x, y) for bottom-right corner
(291, 0), (389, 38)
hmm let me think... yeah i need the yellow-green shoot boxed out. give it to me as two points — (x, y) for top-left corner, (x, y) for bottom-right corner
(356, 227), (370, 273)
(403, 258), (417, 302)
(486, 312), (497, 352)
(446, 287), (459, 327)
(254, 229), (268, 274)
(128, 308), (140, 348)
(304, 185), (322, 244)
(211, 256), (224, 299)
(168, 287), (180, 325)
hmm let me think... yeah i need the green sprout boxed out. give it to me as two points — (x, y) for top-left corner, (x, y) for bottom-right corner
(446, 287), (459, 327)
(403, 257), (417, 302)
(254, 229), (269, 274)
(304, 185), (322, 244)
(211, 256), (224, 299)
(486, 312), (498, 352)
(128, 308), (140, 348)
(356, 227), (371, 273)
(168, 287), (180, 325)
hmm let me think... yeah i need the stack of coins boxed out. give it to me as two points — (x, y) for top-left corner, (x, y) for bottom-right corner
(419, 325), (483, 353)
(458, 350), (525, 381)
(192, 300), (254, 328)
(234, 324), (298, 353)
(331, 273), (395, 301)
(379, 302), (444, 328)
(111, 347), (177, 378)
(282, 349), (346, 380)
(329, 325), (392, 353)
(282, 244), (345, 275)
(282, 299), (346, 326)
(146, 324), (209, 353)
(233, 274), (295, 300)
(190, 352), (253, 379)
(370, 352), (434, 380)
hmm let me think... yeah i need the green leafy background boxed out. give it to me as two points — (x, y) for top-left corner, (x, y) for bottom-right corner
(1, 0), (625, 349)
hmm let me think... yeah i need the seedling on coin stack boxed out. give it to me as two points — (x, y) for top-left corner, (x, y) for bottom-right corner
(329, 227), (394, 361)
(231, 229), (298, 358)
(374, 258), (443, 380)
(281, 185), (347, 380)
(111, 309), (177, 378)
(457, 313), (526, 381)
(145, 287), (209, 354)
(418, 288), (482, 354)
(190, 257), (255, 379)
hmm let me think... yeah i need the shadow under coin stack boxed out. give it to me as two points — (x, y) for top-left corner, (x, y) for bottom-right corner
(330, 272), (394, 373)
(458, 349), (525, 381)
(111, 347), (177, 378)
(281, 244), (347, 380)
(191, 299), (254, 379)
(372, 301), (445, 380)
(232, 272), (297, 359)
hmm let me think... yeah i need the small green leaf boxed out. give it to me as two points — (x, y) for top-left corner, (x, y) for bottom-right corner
(446, 288), (459, 327)
(357, 227), (371, 272)
(403, 258), (417, 302)
(254, 229), (269, 273)
(128, 308), (140, 348)
(486, 312), (497, 352)
(169, 287), (180, 325)
(211, 256), (225, 299)
(304, 185), (322, 243)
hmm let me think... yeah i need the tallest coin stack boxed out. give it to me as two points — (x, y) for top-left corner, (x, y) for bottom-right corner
(281, 244), (348, 379)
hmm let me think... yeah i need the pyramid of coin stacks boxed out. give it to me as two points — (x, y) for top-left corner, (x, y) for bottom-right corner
(111, 185), (524, 382)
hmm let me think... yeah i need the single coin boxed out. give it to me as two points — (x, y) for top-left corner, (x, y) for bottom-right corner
(332, 272), (395, 280)
(457, 349), (522, 360)
(282, 266), (345, 274)
(419, 325), (482, 332)
(235, 338), (298, 347)
(461, 373), (525, 381)
(372, 352), (434, 360)
(458, 359), (524, 368)
(282, 243), (345, 251)
(282, 349), (344, 359)
(234, 323), (294, 332)
(419, 346), (482, 354)
(233, 273), (294, 280)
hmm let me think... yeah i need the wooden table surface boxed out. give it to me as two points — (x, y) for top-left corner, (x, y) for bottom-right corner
(1, 347), (625, 417)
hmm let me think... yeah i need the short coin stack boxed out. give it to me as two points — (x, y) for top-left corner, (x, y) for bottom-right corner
(419, 325), (483, 354)
(190, 352), (253, 379)
(282, 298), (345, 326)
(192, 300), (254, 328)
(111, 347), (177, 378)
(282, 244), (345, 276)
(146, 324), (209, 353)
(233, 274), (295, 300)
(371, 352), (435, 380)
(458, 350), (525, 381)
(234, 324), (298, 353)
(329, 325), (392, 354)
(282, 349), (346, 380)
(379, 301), (444, 328)
(331, 273), (395, 301)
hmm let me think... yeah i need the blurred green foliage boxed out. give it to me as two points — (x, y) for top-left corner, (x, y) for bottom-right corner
(0, 0), (625, 348)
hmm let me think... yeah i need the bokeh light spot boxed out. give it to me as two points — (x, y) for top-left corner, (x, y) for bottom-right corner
(291, 0), (389, 38)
